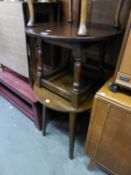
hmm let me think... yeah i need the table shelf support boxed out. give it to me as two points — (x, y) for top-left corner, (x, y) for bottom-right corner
(36, 39), (43, 87)
(72, 57), (82, 108)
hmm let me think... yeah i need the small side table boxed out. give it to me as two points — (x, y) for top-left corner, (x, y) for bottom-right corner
(26, 22), (122, 108)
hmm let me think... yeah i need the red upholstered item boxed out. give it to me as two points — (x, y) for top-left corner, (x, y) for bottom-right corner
(0, 67), (42, 130)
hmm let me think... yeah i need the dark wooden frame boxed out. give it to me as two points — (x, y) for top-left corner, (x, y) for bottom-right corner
(26, 22), (122, 108)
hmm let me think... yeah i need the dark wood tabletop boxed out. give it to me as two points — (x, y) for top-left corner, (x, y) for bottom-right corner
(26, 22), (122, 42)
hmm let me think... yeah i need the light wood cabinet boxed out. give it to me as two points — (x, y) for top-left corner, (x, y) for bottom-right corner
(119, 30), (131, 75)
(110, 12), (131, 91)
(85, 79), (131, 175)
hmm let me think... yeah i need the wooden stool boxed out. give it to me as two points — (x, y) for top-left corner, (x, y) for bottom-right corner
(34, 84), (93, 159)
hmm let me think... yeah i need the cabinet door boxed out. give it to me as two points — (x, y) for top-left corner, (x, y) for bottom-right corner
(95, 103), (131, 175)
(86, 98), (110, 157)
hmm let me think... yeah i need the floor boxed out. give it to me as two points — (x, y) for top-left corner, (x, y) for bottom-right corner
(0, 96), (108, 175)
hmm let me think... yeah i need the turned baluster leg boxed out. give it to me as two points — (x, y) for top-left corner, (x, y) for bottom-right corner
(42, 105), (49, 136)
(36, 39), (43, 87)
(77, 0), (88, 36)
(69, 112), (77, 159)
(68, 0), (73, 23)
(27, 0), (35, 27)
(72, 56), (82, 108)
(114, 0), (124, 28)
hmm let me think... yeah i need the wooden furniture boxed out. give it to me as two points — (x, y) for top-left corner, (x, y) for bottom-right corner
(63, 0), (129, 35)
(0, 67), (42, 130)
(26, 22), (122, 108)
(85, 78), (131, 175)
(26, 1), (62, 85)
(0, 1), (61, 77)
(77, 0), (88, 36)
(109, 12), (131, 91)
(34, 84), (93, 159)
(26, 22), (122, 159)
(87, 0), (131, 28)
(25, 1), (62, 26)
(26, 0), (130, 159)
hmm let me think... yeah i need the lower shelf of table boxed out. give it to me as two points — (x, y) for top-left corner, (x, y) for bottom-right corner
(41, 70), (100, 104)
(34, 84), (93, 113)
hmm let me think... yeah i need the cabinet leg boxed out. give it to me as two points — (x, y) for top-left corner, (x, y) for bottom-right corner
(42, 105), (48, 136)
(69, 112), (77, 159)
(87, 160), (97, 170)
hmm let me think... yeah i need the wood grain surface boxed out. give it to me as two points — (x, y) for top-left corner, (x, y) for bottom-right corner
(85, 78), (131, 175)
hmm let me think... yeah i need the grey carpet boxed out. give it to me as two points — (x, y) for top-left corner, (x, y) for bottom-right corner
(0, 96), (108, 175)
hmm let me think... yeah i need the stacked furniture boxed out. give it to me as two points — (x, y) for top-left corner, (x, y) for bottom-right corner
(26, 0), (130, 159)
(85, 12), (131, 175)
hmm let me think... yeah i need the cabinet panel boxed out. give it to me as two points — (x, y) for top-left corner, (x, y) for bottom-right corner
(95, 105), (131, 175)
(119, 30), (131, 76)
(86, 98), (110, 157)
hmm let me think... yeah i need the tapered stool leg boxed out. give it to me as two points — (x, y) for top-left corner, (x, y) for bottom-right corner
(42, 105), (48, 136)
(69, 112), (77, 159)
(32, 102), (42, 130)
